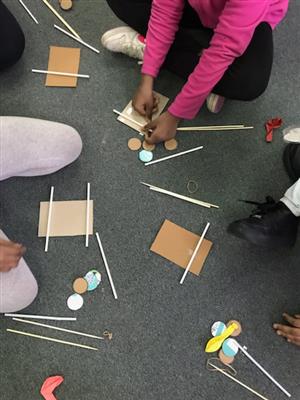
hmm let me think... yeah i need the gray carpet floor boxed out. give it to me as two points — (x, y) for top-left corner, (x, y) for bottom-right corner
(0, 1), (300, 399)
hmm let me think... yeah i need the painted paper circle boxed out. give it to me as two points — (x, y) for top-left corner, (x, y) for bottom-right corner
(139, 150), (153, 163)
(84, 270), (102, 291)
(142, 141), (156, 151)
(227, 320), (242, 337)
(67, 293), (84, 311)
(164, 138), (178, 151)
(218, 349), (235, 365)
(128, 137), (142, 151)
(222, 338), (239, 357)
(73, 277), (88, 294)
(211, 321), (226, 337)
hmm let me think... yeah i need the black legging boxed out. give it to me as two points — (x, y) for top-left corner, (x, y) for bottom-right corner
(0, 0), (25, 71)
(106, 0), (274, 101)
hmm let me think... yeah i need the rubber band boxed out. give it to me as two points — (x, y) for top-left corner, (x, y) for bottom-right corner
(206, 358), (237, 376)
(187, 180), (198, 194)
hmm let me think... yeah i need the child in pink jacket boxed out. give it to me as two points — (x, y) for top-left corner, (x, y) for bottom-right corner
(102, 0), (289, 143)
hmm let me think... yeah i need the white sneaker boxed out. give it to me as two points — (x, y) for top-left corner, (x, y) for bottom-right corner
(206, 93), (225, 113)
(101, 26), (145, 60)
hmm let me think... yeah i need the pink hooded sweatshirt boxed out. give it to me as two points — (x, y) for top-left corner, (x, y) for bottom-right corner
(141, 0), (289, 119)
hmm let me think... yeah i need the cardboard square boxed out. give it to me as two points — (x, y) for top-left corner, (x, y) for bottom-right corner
(38, 200), (93, 237)
(150, 220), (212, 275)
(46, 46), (81, 87)
(118, 92), (169, 133)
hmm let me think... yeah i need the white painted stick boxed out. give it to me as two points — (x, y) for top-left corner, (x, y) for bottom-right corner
(13, 318), (104, 340)
(145, 146), (204, 166)
(18, 0), (39, 24)
(208, 361), (271, 400)
(5, 313), (76, 321)
(113, 109), (143, 127)
(32, 69), (90, 79)
(177, 126), (253, 131)
(45, 186), (54, 252)
(54, 25), (100, 54)
(113, 109), (145, 136)
(178, 125), (244, 130)
(237, 343), (291, 398)
(7, 329), (98, 351)
(41, 0), (80, 38)
(141, 182), (219, 209)
(180, 222), (210, 284)
(85, 182), (90, 247)
(95, 233), (118, 300)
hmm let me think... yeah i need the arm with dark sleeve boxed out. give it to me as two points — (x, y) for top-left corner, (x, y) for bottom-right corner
(141, 0), (185, 78)
(168, 0), (270, 119)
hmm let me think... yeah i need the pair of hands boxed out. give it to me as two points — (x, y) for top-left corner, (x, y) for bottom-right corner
(132, 75), (181, 144)
(0, 239), (26, 272)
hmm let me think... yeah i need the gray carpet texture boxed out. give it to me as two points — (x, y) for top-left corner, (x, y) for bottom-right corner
(0, 1), (300, 399)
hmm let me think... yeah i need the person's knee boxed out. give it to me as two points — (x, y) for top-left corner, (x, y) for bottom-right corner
(0, 267), (39, 313)
(59, 125), (83, 167)
(241, 71), (271, 101)
(106, 0), (125, 22)
(11, 275), (39, 313)
(0, 23), (25, 70)
(240, 23), (273, 100)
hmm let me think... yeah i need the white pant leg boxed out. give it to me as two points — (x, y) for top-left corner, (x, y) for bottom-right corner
(0, 230), (38, 313)
(0, 117), (82, 181)
(281, 178), (300, 217)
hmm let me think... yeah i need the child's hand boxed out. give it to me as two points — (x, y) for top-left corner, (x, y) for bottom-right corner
(132, 75), (157, 120)
(0, 239), (26, 272)
(143, 111), (181, 144)
(273, 313), (300, 346)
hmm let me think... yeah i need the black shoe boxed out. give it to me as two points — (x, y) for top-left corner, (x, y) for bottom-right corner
(228, 197), (299, 248)
(283, 144), (300, 183)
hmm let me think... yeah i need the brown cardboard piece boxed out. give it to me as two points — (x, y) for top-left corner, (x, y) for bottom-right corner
(46, 46), (81, 87)
(150, 220), (212, 275)
(38, 200), (93, 237)
(118, 92), (169, 133)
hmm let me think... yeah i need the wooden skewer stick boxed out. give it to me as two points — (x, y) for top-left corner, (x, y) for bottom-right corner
(45, 186), (54, 252)
(41, 0), (80, 39)
(5, 313), (76, 321)
(208, 361), (271, 400)
(13, 318), (104, 340)
(54, 25), (100, 54)
(177, 126), (254, 131)
(180, 222), (210, 284)
(18, 0), (39, 24)
(85, 182), (91, 247)
(32, 69), (90, 79)
(113, 110), (250, 132)
(7, 329), (99, 351)
(95, 233), (118, 300)
(145, 146), (204, 166)
(236, 343), (291, 398)
(141, 182), (219, 209)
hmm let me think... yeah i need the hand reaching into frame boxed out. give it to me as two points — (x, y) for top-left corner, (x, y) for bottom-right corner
(0, 239), (26, 272)
(273, 313), (300, 346)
